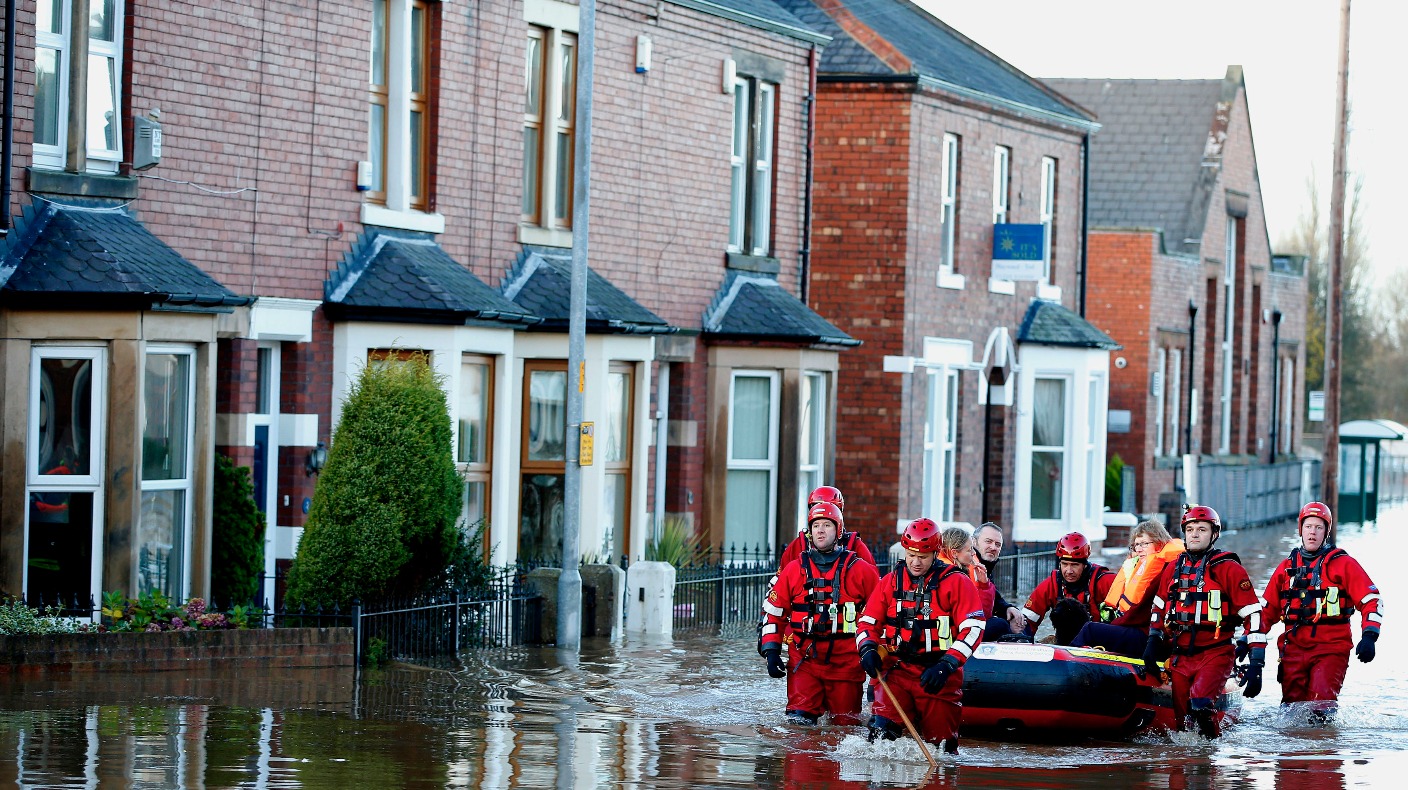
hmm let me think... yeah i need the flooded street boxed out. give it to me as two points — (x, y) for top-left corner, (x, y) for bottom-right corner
(4, 507), (1408, 788)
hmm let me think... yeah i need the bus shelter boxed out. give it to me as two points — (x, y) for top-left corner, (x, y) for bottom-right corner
(1338, 419), (1408, 523)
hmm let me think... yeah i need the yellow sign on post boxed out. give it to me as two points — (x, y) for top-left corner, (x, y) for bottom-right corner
(579, 422), (594, 466)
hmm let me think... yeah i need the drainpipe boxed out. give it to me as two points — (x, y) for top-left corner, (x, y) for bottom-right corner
(2, 0), (15, 235)
(800, 44), (817, 302)
(1078, 131), (1090, 317)
(652, 361), (670, 551)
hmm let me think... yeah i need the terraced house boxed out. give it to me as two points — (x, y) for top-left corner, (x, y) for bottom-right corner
(0, 0), (854, 608)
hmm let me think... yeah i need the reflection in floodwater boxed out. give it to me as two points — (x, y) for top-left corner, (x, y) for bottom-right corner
(1, 511), (1407, 787)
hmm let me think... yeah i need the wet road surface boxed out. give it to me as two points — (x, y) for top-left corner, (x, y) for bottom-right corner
(1, 508), (1405, 788)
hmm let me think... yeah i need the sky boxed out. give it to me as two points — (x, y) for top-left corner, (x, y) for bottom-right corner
(917, 0), (1407, 289)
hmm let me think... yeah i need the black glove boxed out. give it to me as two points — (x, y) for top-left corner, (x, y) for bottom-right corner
(764, 648), (786, 679)
(919, 656), (959, 694)
(1356, 631), (1378, 663)
(1239, 647), (1265, 698)
(1233, 636), (1249, 662)
(1142, 634), (1164, 681)
(859, 645), (883, 678)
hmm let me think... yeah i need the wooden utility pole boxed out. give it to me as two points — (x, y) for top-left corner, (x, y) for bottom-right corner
(1321, 0), (1351, 514)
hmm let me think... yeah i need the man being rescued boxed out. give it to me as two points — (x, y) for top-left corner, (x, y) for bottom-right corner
(759, 501), (880, 725)
(856, 518), (985, 754)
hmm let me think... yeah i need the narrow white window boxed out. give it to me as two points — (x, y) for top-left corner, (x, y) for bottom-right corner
(1040, 156), (1057, 283)
(33, 0), (125, 173)
(728, 77), (776, 256)
(1030, 377), (1068, 521)
(797, 372), (827, 531)
(139, 347), (197, 599)
(1220, 217), (1237, 455)
(26, 347), (107, 609)
(1153, 348), (1167, 457)
(992, 146), (1010, 224)
(726, 371), (779, 554)
(1167, 348), (1183, 456)
(1280, 357), (1295, 455)
(940, 134), (960, 276)
(1086, 375), (1103, 521)
(922, 369), (959, 522)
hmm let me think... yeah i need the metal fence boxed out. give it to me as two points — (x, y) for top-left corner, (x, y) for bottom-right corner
(1199, 459), (1320, 528)
(354, 574), (542, 665)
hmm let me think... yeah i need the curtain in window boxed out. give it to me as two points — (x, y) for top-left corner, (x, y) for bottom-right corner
(1030, 378), (1066, 520)
(730, 377), (771, 460)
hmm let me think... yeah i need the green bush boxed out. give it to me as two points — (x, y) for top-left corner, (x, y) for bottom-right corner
(0, 600), (89, 635)
(645, 516), (707, 567)
(444, 519), (494, 591)
(1104, 453), (1126, 512)
(286, 355), (463, 608)
(211, 453), (265, 606)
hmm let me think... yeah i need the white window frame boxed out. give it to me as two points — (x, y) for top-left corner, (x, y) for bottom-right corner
(1220, 217), (1237, 455)
(1086, 374), (1103, 523)
(797, 371), (827, 531)
(363, 0), (443, 233)
(1280, 356), (1294, 455)
(922, 368), (959, 522)
(1167, 348), (1182, 456)
(1029, 374), (1071, 524)
(25, 345), (107, 607)
(1039, 156), (1057, 284)
(139, 345), (197, 600)
(992, 146), (1010, 224)
(725, 371), (780, 553)
(1153, 347), (1166, 457)
(938, 133), (960, 285)
(32, 0), (124, 173)
(728, 77), (776, 256)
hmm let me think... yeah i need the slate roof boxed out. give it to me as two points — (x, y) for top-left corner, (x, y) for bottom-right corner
(1044, 76), (1230, 256)
(773, 0), (1094, 126)
(670, 0), (826, 43)
(0, 199), (249, 309)
(1017, 299), (1120, 350)
(500, 248), (674, 335)
(324, 228), (538, 325)
(703, 271), (859, 346)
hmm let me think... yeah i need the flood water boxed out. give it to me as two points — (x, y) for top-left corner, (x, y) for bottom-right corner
(3, 508), (1407, 788)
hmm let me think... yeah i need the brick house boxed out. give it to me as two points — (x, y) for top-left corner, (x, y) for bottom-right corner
(1, 0), (853, 606)
(774, 0), (1114, 545)
(1048, 68), (1308, 517)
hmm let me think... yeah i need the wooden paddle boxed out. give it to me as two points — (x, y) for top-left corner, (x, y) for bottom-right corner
(874, 645), (937, 768)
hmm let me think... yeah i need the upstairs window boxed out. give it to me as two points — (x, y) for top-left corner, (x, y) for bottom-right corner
(939, 134), (961, 275)
(368, 0), (434, 212)
(1040, 156), (1057, 282)
(729, 76), (776, 256)
(33, 0), (124, 173)
(992, 146), (1010, 224)
(522, 21), (577, 240)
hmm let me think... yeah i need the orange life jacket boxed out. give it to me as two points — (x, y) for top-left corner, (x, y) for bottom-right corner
(1102, 539), (1183, 620)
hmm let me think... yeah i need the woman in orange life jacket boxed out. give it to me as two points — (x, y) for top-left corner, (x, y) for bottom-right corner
(1021, 532), (1116, 645)
(759, 501), (881, 726)
(940, 526), (995, 620)
(1071, 520), (1183, 657)
(1144, 505), (1264, 739)
(1255, 501), (1382, 723)
(856, 518), (985, 754)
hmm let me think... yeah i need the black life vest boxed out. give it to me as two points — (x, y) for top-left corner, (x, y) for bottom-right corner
(1280, 547), (1353, 627)
(884, 562), (966, 660)
(788, 549), (861, 642)
(1167, 550), (1242, 645)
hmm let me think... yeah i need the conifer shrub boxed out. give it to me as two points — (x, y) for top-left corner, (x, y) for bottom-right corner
(211, 453), (265, 606)
(285, 355), (463, 608)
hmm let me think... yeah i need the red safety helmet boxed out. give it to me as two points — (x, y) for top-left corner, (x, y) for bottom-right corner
(901, 518), (942, 553)
(1298, 501), (1335, 543)
(808, 486), (845, 513)
(806, 502), (844, 535)
(1055, 532), (1091, 561)
(1181, 504), (1222, 533)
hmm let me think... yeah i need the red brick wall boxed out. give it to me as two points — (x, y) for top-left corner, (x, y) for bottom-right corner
(0, 628), (354, 675)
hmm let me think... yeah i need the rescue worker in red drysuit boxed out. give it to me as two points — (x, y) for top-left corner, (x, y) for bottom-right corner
(856, 518), (985, 754)
(1254, 501), (1382, 722)
(778, 486), (876, 569)
(1144, 505), (1265, 739)
(759, 502), (881, 725)
(1021, 532), (1115, 645)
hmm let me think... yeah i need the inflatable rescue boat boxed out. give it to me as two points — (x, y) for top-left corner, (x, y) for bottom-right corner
(959, 641), (1239, 737)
